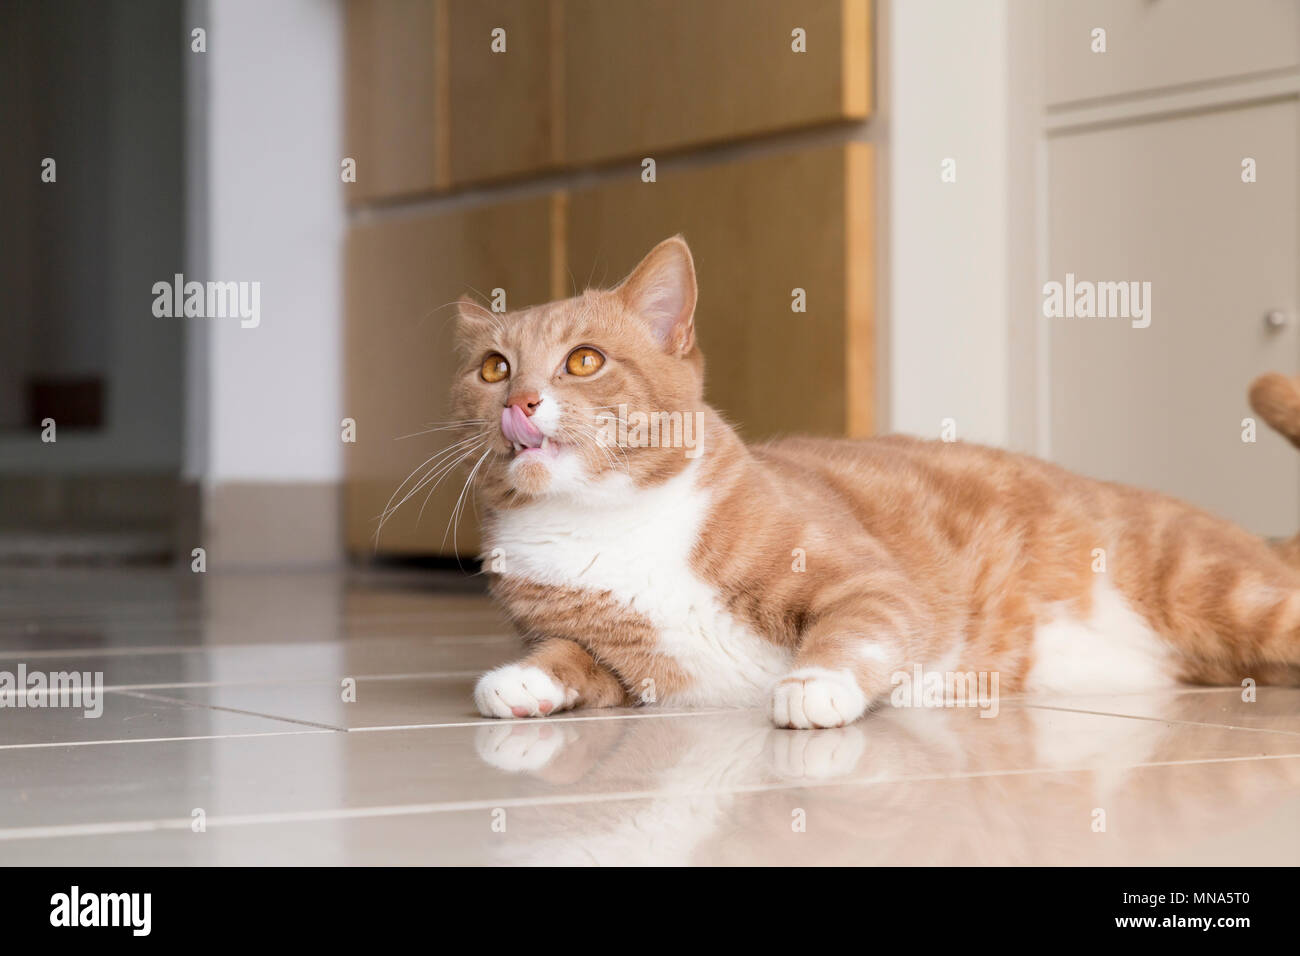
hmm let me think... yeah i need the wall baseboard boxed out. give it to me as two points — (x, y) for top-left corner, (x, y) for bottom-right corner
(0, 473), (177, 529)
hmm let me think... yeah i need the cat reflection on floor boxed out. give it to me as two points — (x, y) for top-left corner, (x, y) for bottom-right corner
(473, 691), (1300, 866)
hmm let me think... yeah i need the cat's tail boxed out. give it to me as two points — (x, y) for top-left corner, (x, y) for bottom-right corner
(1249, 373), (1300, 450)
(1249, 373), (1300, 564)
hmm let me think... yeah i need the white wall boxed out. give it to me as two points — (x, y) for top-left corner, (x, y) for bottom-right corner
(887, 0), (1012, 447)
(186, 0), (345, 486)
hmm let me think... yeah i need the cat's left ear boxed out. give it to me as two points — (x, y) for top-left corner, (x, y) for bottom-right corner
(616, 236), (697, 355)
(454, 294), (495, 336)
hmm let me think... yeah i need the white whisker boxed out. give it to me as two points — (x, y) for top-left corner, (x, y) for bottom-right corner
(373, 433), (491, 545)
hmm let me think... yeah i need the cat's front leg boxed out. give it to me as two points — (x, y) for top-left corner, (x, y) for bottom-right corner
(771, 589), (922, 729)
(474, 637), (624, 718)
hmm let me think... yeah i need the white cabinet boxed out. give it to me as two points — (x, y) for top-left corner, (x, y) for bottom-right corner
(1046, 99), (1299, 535)
(1045, 0), (1300, 104)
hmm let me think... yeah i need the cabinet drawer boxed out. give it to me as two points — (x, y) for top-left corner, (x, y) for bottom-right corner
(563, 0), (871, 164)
(447, 0), (557, 185)
(1046, 0), (1300, 105)
(345, 0), (442, 202)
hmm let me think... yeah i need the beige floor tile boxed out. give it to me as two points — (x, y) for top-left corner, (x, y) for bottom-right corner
(142, 675), (694, 729)
(0, 688), (323, 748)
(3, 567), (1298, 866)
(1024, 687), (1300, 736)
(0, 568), (505, 651)
(0, 636), (517, 692)
(3, 696), (1298, 850)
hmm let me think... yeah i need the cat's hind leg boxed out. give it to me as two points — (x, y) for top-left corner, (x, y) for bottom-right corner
(1110, 501), (1300, 687)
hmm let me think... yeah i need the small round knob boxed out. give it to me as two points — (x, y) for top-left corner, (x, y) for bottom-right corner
(1265, 310), (1291, 330)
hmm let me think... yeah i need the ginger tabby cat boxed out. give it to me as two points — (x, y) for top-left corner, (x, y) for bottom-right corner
(445, 236), (1300, 728)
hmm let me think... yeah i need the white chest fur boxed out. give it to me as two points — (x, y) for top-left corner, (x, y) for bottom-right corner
(487, 462), (792, 706)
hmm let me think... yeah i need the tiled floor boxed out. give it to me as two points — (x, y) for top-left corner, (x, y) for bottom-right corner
(2, 567), (1298, 865)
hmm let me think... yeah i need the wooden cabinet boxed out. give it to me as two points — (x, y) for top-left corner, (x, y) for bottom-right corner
(567, 143), (874, 440)
(345, 0), (871, 199)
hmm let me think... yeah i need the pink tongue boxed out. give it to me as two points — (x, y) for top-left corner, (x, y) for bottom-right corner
(501, 404), (543, 448)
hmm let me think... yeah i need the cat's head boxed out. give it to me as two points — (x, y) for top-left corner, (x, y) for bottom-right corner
(449, 236), (707, 505)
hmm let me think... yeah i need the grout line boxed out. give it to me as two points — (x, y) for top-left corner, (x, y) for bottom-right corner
(1021, 703), (1300, 738)
(347, 707), (740, 732)
(0, 706), (742, 750)
(9, 693), (1299, 750)
(115, 690), (348, 733)
(0, 636), (518, 660)
(0, 728), (335, 752)
(4, 751), (1299, 843)
(0, 615), (510, 626)
(95, 671), (483, 692)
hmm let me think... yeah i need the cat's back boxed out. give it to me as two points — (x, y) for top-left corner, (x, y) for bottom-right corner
(746, 431), (1124, 553)
(747, 431), (1255, 568)
(753, 432), (1081, 503)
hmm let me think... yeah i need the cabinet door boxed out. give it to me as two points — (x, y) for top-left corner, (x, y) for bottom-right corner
(345, 0), (443, 202)
(1047, 100), (1299, 536)
(562, 0), (871, 165)
(567, 143), (874, 440)
(447, 0), (557, 185)
(344, 196), (561, 556)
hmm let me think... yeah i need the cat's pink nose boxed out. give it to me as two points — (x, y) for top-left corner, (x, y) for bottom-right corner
(505, 391), (541, 416)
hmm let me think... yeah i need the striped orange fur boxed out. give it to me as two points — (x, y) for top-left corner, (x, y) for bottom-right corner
(451, 237), (1300, 728)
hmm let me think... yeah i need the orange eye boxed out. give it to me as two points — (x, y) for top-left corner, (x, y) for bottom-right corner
(480, 353), (509, 383)
(566, 347), (605, 377)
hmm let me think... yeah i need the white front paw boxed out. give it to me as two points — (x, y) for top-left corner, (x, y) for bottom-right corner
(474, 664), (576, 719)
(771, 668), (868, 729)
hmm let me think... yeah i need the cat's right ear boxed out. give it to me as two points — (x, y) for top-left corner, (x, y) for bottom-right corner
(616, 236), (698, 356)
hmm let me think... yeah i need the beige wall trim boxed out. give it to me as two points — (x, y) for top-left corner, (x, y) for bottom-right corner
(0, 473), (178, 564)
(842, 0), (872, 117)
(202, 481), (342, 568)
